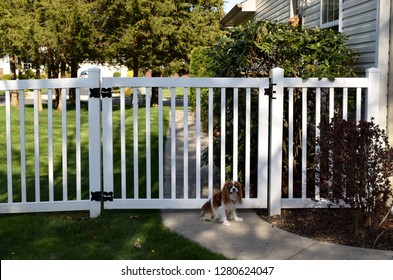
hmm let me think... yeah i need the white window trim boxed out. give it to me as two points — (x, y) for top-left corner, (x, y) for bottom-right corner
(320, 0), (342, 31)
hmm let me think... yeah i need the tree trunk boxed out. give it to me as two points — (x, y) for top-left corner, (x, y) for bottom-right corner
(69, 60), (78, 105)
(56, 89), (62, 112)
(35, 62), (43, 112)
(131, 56), (139, 107)
(10, 55), (19, 107)
(56, 62), (67, 112)
(151, 69), (160, 106)
(133, 55), (139, 77)
(47, 53), (60, 110)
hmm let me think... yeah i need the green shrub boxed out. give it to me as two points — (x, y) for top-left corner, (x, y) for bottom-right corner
(207, 20), (356, 79)
(198, 20), (357, 192)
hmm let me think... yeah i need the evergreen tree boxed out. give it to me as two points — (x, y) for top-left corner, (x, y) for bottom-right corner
(104, 0), (224, 104)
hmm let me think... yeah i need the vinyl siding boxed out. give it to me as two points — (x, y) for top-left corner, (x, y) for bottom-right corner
(302, 0), (320, 28)
(302, 0), (378, 72)
(342, 0), (377, 71)
(255, 0), (290, 23)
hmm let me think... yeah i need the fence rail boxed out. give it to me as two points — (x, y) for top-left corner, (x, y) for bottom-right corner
(0, 67), (381, 217)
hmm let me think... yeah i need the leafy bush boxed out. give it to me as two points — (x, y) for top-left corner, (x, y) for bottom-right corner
(316, 117), (393, 227)
(192, 20), (357, 191)
(207, 20), (356, 79)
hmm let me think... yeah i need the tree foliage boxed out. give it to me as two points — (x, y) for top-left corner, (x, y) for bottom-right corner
(0, 0), (97, 78)
(1, 0), (224, 106)
(92, 0), (223, 78)
(206, 20), (356, 79)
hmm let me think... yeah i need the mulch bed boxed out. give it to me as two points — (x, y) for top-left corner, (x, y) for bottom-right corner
(257, 208), (393, 251)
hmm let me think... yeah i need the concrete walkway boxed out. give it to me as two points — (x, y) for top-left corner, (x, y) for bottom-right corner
(163, 110), (218, 198)
(161, 210), (393, 260)
(160, 110), (393, 260)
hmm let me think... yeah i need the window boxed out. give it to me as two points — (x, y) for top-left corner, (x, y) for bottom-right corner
(321, 0), (340, 30)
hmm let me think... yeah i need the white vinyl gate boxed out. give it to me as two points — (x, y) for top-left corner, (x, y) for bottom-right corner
(0, 67), (381, 217)
(93, 74), (272, 217)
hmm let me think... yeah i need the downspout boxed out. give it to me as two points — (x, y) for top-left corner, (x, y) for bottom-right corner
(388, 0), (393, 145)
(377, 0), (390, 132)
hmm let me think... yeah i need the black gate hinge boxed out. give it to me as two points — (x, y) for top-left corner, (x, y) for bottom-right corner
(102, 88), (112, 98)
(89, 88), (101, 99)
(91, 191), (114, 202)
(264, 79), (277, 100)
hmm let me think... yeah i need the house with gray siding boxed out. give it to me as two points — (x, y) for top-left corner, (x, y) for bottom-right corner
(222, 0), (393, 144)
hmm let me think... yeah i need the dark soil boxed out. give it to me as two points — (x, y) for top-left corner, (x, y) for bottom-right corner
(257, 208), (393, 251)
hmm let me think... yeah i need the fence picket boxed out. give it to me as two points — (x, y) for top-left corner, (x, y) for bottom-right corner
(288, 88), (294, 199)
(356, 87), (362, 121)
(329, 88), (334, 120)
(301, 88), (307, 199)
(61, 88), (68, 201)
(195, 88), (201, 199)
(183, 87), (188, 199)
(208, 87), (214, 197)
(76, 88), (82, 201)
(245, 88), (251, 199)
(233, 88), (239, 182)
(34, 89), (40, 202)
(133, 86), (139, 199)
(220, 87), (226, 189)
(146, 87), (151, 199)
(120, 88), (127, 199)
(19, 90), (27, 203)
(5, 90), (12, 203)
(170, 87), (176, 199)
(47, 89), (54, 202)
(315, 88), (321, 201)
(343, 87), (348, 120)
(158, 88), (164, 199)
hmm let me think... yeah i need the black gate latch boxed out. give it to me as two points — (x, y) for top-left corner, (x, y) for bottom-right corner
(265, 79), (277, 100)
(91, 191), (114, 202)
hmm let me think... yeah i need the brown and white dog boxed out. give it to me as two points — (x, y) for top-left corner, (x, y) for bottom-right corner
(200, 181), (243, 226)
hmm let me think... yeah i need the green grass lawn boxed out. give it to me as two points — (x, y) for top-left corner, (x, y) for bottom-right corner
(0, 103), (91, 202)
(0, 210), (227, 260)
(0, 102), (168, 201)
(0, 102), (227, 260)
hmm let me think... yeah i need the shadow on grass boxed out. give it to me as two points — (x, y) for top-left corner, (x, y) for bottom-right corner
(0, 210), (228, 260)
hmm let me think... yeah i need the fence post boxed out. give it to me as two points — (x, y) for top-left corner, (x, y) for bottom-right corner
(88, 67), (102, 218)
(366, 68), (380, 125)
(102, 78), (114, 209)
(269, 67), (284, 216)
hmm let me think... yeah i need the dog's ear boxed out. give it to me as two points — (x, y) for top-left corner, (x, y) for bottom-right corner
(222, 181), (230, 190)
(221, 182), (230, 203)
(235, 181), (244, 204)
(213, 192), (222, 207)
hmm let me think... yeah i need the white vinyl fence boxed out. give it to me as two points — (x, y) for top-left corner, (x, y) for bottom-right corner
(0, 67), (381, 217)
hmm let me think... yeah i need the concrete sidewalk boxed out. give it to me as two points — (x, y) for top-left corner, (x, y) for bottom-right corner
(163, 110), (211, 198)
(161, 209), (393, 260)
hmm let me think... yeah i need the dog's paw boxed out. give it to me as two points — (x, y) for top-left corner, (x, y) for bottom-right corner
(222, 220), (231, 226)
(234, 217), (243, 222)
